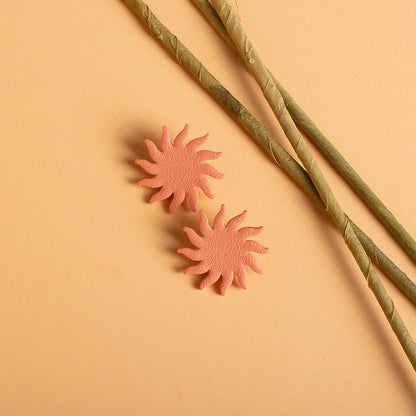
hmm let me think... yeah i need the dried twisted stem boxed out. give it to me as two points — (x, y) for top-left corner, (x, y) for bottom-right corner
(210, 0), (416, 370)
(190, 0), (416, 307)
(120, 0), (416, 369)
(191, 0), (416, 265)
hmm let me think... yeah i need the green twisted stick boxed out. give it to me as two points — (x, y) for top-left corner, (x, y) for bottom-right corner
(210, 0), (416, 370)
(190, 0), (416, 308)
(192, 0), (416, 306)
(191, 0), (416, 265)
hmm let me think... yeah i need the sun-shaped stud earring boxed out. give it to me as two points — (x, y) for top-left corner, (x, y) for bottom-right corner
(135, 124), (223, 213)
(177, 204), (269, 295)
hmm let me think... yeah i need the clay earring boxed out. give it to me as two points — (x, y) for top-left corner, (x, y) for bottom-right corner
(135, 124), (223, 213)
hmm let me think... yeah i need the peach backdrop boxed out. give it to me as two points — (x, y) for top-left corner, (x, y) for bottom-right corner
(1, 0), (416, 414)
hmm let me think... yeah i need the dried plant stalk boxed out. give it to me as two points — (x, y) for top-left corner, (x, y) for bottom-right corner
(121, 0), (416, 370)
(190, 0), (416, 307)
(191, 0), (416, 265)
(210, 0), (416, 370)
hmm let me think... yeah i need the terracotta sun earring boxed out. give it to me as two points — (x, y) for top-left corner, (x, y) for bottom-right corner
(135, 124), (223, 213)
(178, 205), (268, 295)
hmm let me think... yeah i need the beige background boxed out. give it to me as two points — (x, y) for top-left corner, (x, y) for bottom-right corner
(1, 0), (416, 414)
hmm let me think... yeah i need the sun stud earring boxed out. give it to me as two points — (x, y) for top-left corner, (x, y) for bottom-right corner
(135, 124), (223, 213)
(178, 204), (268, 295)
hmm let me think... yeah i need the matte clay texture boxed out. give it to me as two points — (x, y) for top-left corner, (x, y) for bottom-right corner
(136, 124), (223, 212)
(178, 205), (268, 295)
(1, 1), (416, 415)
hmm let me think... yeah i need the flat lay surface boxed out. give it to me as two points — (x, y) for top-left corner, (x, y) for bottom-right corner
(1, 0), (416, 414)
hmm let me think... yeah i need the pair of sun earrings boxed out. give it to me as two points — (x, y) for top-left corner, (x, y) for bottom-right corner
(135, 124), (268, 295)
